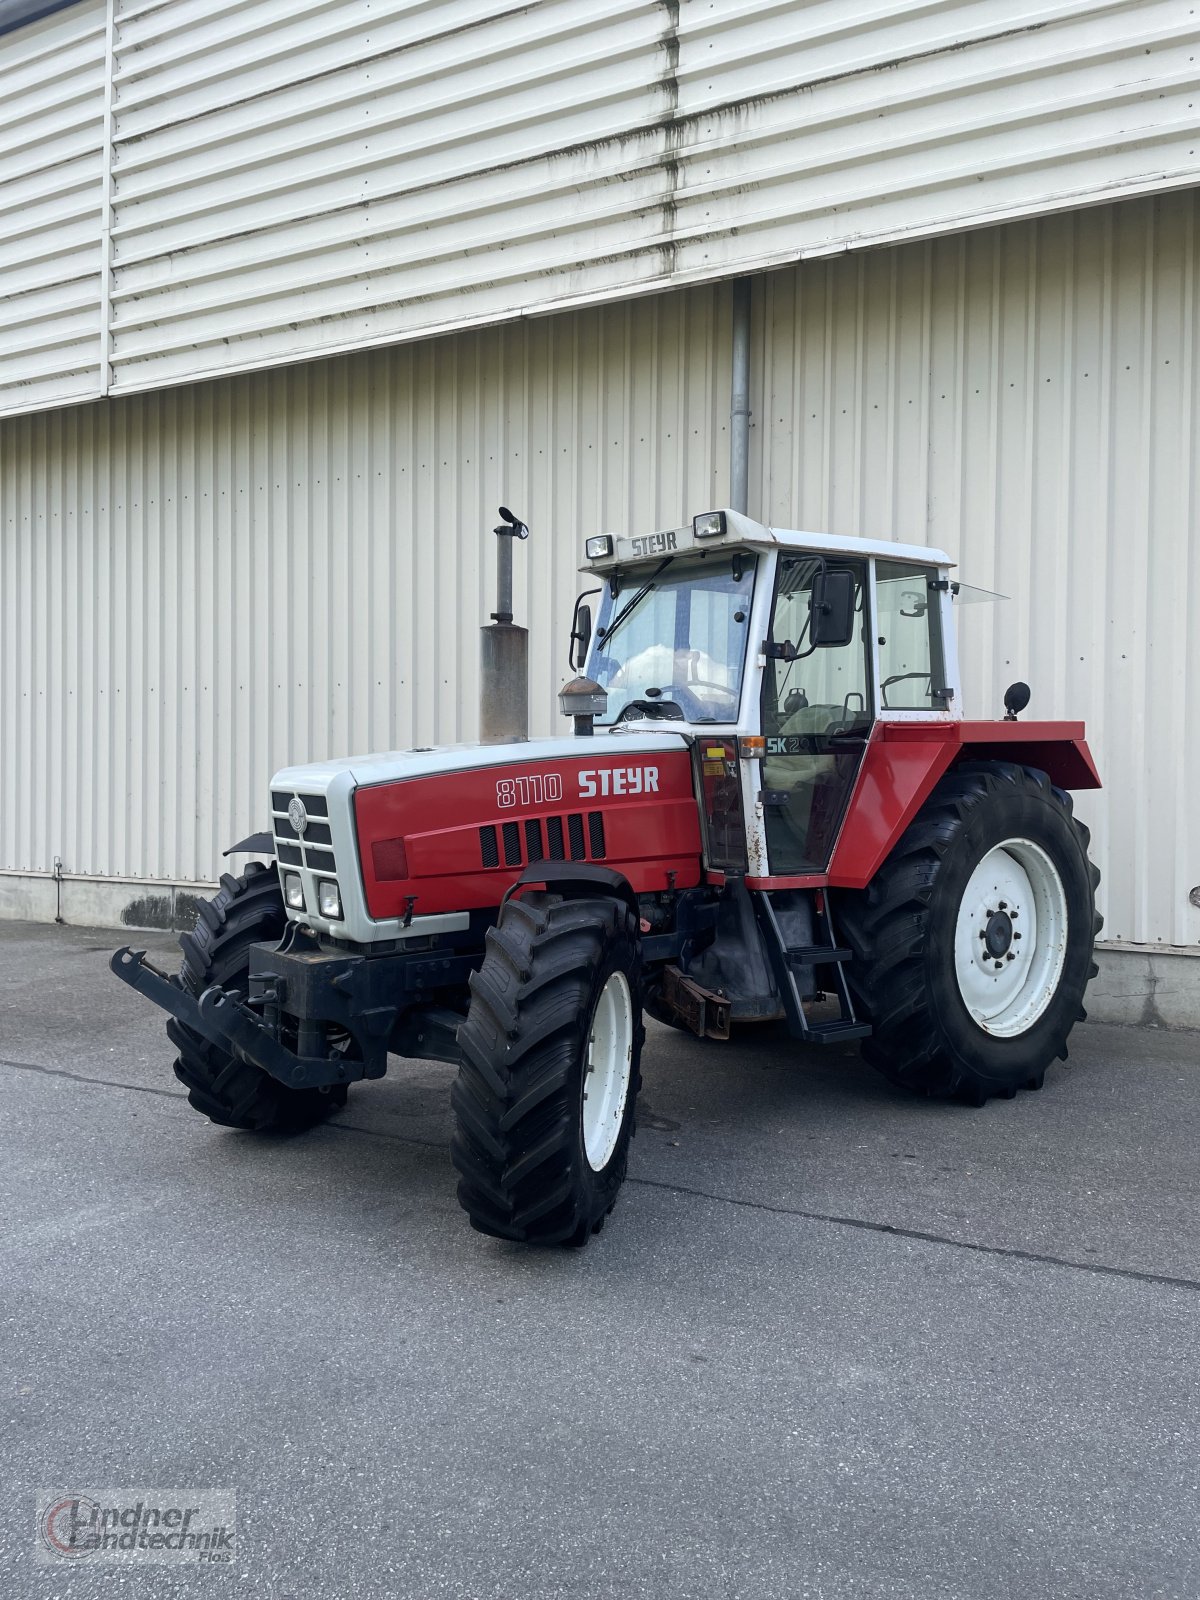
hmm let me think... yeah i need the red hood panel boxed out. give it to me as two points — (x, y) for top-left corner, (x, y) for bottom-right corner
(354, 749), (703, 919)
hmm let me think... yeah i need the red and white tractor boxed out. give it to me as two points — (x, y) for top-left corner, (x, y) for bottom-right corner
(114, 508), (1101, 1246)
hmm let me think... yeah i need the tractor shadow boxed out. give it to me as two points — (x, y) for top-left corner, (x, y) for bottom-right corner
(638, 1015), (914, 1122)
(174, 1018), (1083, 1278)
(628, 1016), (1076, 1217)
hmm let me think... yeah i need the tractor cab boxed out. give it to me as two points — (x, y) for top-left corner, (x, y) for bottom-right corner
(578, 510), (957, 876)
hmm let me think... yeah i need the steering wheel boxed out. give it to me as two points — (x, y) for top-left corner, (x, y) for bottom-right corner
(659, 681), (739, 721)
(617, 697), (685, 723)
(881, 671), (932, 708)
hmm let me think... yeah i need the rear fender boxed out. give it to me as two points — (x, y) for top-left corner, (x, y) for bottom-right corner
(827, 720), (1101, 891)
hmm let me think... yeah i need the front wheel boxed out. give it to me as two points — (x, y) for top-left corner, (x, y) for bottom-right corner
(451, 894), (644, 1245)
(838, 763), (1101, 1103)
(169, 862), (349, 1131)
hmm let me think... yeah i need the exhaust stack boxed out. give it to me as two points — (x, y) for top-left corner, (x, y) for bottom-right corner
(479, 506), (529, 744)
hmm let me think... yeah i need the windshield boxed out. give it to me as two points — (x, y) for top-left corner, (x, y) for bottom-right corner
(588, 554), (756, 724)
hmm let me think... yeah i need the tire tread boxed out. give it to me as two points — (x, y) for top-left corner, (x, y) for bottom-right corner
(838, 762), (1101, 1103)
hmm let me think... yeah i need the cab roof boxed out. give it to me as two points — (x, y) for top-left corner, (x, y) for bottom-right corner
(581, 508), (953, 576)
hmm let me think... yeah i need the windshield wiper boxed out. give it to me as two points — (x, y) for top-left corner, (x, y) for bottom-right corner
(595, 556), (675, 652)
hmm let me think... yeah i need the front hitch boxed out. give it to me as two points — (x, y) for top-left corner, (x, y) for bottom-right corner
(111, 947), (225, 1050)
(110, 946), (378, 1089)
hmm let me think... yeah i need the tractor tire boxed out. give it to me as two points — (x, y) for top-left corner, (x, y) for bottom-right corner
(167, 861), (349, 1132)
(838, 762), (1101, 1104)
(451, 893), (644, 1246)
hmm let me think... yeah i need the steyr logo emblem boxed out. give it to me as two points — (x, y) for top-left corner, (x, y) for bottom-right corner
(579, 766), (659, 798)
(287, 798), (308, 835)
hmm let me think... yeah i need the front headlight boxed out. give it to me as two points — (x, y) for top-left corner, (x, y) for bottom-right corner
(284, 873), (304, 910)
(317, 880), (342, 920)
(585, 534), (614, 559)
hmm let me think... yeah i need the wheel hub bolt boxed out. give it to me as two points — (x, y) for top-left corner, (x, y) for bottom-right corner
(983, 907), (1016, 959)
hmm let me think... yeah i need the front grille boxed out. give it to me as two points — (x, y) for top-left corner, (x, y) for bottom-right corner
(272, 791), (338, 885)
(479, 813), (605, 870)
(273, 789), (327, 817)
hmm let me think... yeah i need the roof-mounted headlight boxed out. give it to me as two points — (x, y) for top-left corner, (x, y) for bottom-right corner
(693, 510), (726, 540)
(585, 535), (614, 560)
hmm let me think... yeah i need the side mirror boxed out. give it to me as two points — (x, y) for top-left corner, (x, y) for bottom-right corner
(569, 600), (593, 671)
(810, 569), (855, 648)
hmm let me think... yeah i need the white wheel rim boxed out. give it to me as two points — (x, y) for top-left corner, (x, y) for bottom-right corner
(583, 971), (634, 1172)
(952, 837), (1068, 1038)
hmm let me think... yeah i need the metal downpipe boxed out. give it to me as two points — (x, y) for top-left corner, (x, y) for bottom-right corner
(730, 278), (752, 515)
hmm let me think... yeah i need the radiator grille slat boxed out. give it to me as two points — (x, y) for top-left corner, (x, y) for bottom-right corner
(477, 812), (607, 869)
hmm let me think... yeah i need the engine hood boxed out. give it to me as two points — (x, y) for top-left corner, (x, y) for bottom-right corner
(267, 729), (700, 942)
(270, 729), (692, 793)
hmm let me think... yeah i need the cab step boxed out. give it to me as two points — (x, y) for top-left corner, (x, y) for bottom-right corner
(786, 944), (853, 966)
(803, 1018), (873, 1043)
(752, 892), (872, 1046)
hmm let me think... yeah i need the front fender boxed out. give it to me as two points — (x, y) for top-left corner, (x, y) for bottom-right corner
(223, 830), (275, 858)
(505, 859), (640, 920)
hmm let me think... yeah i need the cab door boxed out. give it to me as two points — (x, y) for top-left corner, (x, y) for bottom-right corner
(759, 556), (873, 873)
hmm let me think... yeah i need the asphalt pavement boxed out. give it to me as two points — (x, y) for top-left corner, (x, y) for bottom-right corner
(2, 920), (1199, 1600)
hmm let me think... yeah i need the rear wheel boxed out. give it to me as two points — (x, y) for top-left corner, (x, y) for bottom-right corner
(838, 763), (1101, 1103)
(451, 894), (644, 1245)
(168, 862), (349, 1131)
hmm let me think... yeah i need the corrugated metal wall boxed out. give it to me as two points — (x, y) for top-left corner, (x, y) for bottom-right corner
(1, 193), (1197, 943)
(0, 0), (107, 411)
(3, 0), (1197, 413)
(0, 285), (731, 884)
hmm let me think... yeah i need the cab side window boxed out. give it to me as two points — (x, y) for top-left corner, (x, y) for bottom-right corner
(875, 562), (946, 712)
